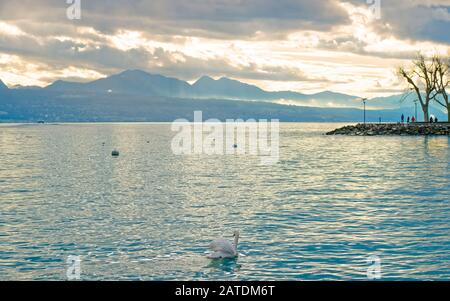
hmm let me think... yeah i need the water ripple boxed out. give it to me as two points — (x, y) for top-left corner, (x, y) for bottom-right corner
(0, 123), (449, 280)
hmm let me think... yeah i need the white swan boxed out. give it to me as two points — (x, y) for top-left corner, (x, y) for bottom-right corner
(207, 230), (240, 259)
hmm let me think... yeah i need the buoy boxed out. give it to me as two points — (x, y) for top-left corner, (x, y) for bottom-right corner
(233, 144), (238, 148)
(111, 150), (119, 157)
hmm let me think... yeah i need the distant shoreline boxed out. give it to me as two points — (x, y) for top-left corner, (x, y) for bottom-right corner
(0, 120), (437, 124)
(0, 120), (375, 125)
(1, 120), (357, 123)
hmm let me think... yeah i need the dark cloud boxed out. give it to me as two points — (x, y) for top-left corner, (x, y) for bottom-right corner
(1, 1), (448, 43)
(0, 32), (151, 72)
(346, 0), (450, 44)
(315, 35), (421, 60)
(0, 0), (350, 38)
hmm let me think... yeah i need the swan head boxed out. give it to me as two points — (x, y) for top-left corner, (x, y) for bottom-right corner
(233, 230), (240, 239)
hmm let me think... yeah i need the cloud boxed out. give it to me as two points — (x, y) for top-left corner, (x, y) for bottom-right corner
(0, 30), (328, 85)
(432, 7), (450, 21)
(0, 0), (350, 38)
(345, 0), (450, 44)
(0, 0), (448, 98)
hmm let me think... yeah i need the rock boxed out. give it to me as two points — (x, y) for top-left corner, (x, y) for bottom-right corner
(326, 123), (450, 136)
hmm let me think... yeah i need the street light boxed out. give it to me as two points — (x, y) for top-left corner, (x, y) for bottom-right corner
(354, 97), (369, 124)
(359, 98), (368, 124)
(413, 99), (418, 121)
(364, 98), (367, 124)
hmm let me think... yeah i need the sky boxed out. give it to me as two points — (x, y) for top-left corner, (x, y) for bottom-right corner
(0, 0), (449, 97)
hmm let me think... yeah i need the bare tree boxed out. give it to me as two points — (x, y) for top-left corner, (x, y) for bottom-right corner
(398, 53), (439, 122)
(433, 55), (450, 122)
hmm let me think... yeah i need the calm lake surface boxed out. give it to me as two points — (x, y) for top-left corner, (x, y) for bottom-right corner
(1, 123), (449, 280)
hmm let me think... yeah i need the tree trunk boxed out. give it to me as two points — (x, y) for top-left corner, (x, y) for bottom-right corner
(422, 105), (429, 122)
(446, 95), (450, 122)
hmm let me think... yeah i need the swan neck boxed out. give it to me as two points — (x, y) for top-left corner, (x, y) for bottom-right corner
(233, 235), (239, 249)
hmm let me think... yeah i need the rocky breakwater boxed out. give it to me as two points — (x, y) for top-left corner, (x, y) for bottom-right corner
(326, 123), (450, 136)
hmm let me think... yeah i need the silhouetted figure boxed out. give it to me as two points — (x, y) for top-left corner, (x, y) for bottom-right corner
(407, 116), (410, 123)
(435, 117), (438, 123)
(430, 117), (433, 123)
(411, 116), (416, 123)
(401, 114), (404, 123)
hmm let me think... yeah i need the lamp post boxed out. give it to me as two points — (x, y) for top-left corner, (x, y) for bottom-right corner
(413, 99), (418, 121)
(361, 98), (368, 124)
(355, 97), (369, 124)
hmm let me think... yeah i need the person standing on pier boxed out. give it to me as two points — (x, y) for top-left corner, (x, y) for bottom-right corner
(401, 114), (405, 123)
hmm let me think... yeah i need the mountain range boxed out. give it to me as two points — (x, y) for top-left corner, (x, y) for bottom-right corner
(0, 70), (446, 122)
(43, 69), (361, 106)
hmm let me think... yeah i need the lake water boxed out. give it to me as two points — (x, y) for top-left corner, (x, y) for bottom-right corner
(1, 123), (449, 280)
